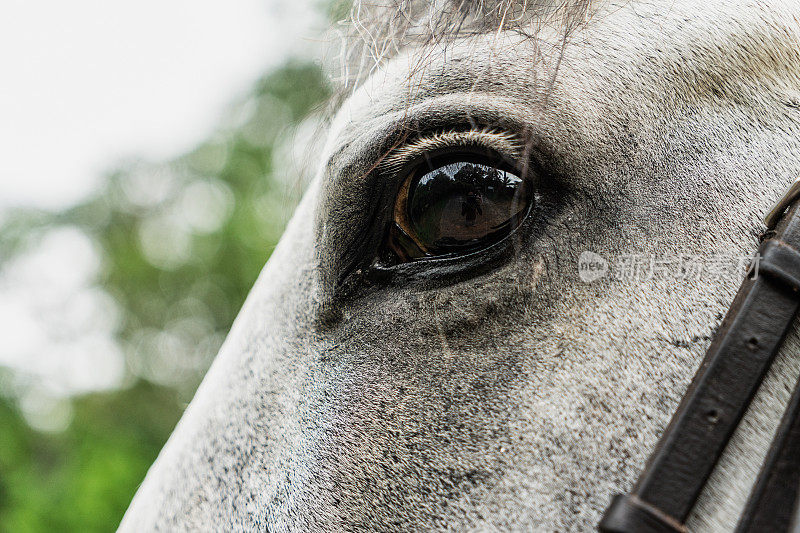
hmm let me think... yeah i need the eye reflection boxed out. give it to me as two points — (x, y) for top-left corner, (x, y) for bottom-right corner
(388, 153), (532, 262)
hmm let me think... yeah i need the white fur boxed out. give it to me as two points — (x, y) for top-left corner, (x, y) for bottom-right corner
(121, 1), (800, 531)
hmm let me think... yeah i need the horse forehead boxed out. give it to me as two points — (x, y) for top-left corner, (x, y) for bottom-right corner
(329, 0), (800, 146)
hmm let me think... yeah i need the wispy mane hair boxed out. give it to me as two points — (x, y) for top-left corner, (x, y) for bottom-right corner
(335, 0), (595, 90)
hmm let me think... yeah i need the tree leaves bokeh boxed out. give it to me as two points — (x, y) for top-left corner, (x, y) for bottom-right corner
(0, 60), (331, 532)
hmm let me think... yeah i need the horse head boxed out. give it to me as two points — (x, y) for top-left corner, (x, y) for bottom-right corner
(121, 1), (800, 530)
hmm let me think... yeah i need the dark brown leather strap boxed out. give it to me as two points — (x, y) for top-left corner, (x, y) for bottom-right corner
(599, 183), (800, 533)
(735, 367), (800, 532)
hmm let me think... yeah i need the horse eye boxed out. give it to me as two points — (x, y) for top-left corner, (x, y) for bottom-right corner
(386, 153), (532, 262)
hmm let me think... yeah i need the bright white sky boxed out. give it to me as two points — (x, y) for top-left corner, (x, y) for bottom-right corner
(0, 0), (322, 211)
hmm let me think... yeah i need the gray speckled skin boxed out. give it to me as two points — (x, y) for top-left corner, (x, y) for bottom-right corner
(120, 1), (800, 531)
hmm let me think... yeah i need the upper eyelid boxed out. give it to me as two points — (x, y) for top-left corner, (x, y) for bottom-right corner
(377, 129), (525, 176)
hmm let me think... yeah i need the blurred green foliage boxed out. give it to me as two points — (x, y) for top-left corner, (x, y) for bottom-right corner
(0, 60), (331, 531)
(0, 382), (181, 532)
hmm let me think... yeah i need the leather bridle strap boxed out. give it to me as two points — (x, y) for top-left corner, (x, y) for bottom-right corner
(599, 178), (800, 533)
(735, 359), (800, 532)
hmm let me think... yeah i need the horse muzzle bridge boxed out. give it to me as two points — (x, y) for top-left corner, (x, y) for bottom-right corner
(600, 177), (800, 533)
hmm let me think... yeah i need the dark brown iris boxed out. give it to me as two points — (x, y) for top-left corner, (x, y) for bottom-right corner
(389, 154), (531, 261)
